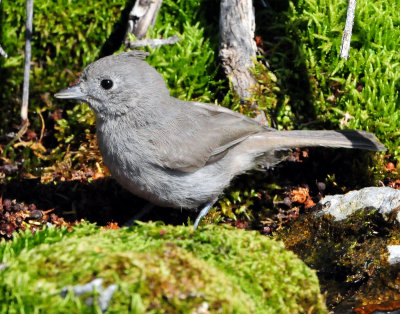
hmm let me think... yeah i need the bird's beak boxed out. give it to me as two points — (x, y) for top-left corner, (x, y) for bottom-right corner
(54, 83), (86, 100)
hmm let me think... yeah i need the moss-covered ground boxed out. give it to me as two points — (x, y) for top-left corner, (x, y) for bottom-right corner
(0, 223), (326, 313)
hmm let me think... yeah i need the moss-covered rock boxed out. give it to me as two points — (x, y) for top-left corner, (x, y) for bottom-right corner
(0, 222), (326, 313)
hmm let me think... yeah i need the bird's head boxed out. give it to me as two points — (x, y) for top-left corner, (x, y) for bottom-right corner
(54, 51), (170, 119)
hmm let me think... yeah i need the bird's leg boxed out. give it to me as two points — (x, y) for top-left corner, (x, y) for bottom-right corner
(123, 202), (155, 227)
(194, 200), (217, 230)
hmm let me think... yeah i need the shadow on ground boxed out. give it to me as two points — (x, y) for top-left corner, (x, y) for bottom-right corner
(1, 148), (377, 228)
(0, 177), (193, 226)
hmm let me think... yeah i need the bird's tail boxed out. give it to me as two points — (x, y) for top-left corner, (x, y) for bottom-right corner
(238, 130), (385, 169)
(260, 130), (386, 151)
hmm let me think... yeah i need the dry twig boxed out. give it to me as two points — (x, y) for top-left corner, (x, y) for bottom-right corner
(340, 0), (356, 60)
(219, 0), (257, 103)
(21, 0), (34, 125)
(126, 35), (180, 49)
(0, 0), (7, 58)
(125, 0), (163, 41)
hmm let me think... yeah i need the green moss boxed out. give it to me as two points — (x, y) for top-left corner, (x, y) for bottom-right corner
(0, 0), (128, 175)
(258, 0), (399, 153)
(298, 0), (400, 155)
(0, 0), (126, 130)
(0, 222), (327, 313)
(145, 0), (222, 103)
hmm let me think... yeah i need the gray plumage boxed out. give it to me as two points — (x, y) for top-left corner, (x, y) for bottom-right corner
(55, 51), (386, 226)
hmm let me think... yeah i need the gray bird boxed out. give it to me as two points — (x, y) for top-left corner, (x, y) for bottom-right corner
(55, 51), (386, 229)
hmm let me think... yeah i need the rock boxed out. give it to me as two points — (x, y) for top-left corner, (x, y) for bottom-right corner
(318, 187), (400, 222)
(387, 245), (400, 265)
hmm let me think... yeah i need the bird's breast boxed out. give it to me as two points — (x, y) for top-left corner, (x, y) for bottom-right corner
(96, 123), (166, 198)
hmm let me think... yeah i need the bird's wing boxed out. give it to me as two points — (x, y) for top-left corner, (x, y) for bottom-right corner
(149, 101), (269, 172)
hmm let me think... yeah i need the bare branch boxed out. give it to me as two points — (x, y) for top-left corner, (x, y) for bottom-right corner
(21, 0), (34, 124)
(0, 0), (6, 58)
(340, 0), (356, 60)
(125, 0), (163, 41)
(126, 35), (180, 49)
(219, 0), (257, 102)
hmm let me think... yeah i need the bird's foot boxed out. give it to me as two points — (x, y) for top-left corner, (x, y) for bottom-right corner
(193, 202), (214, 230)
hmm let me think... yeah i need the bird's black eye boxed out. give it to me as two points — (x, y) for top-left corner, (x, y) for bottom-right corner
(100, 79), (113, 90)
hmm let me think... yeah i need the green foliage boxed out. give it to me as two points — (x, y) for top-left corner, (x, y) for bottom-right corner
(255, 3), (314, 129)
(146, 22), (219, 102)
(0, 0), (127, 176)
(52, 103), (96, 161)
(143, 0), (222, 102)
(0, 0), (126, 133)
(248, 60), (296, 129)
(296, 0), (400, 154)
(0, 222), (327, 313)
(261, 0), (400, 154)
